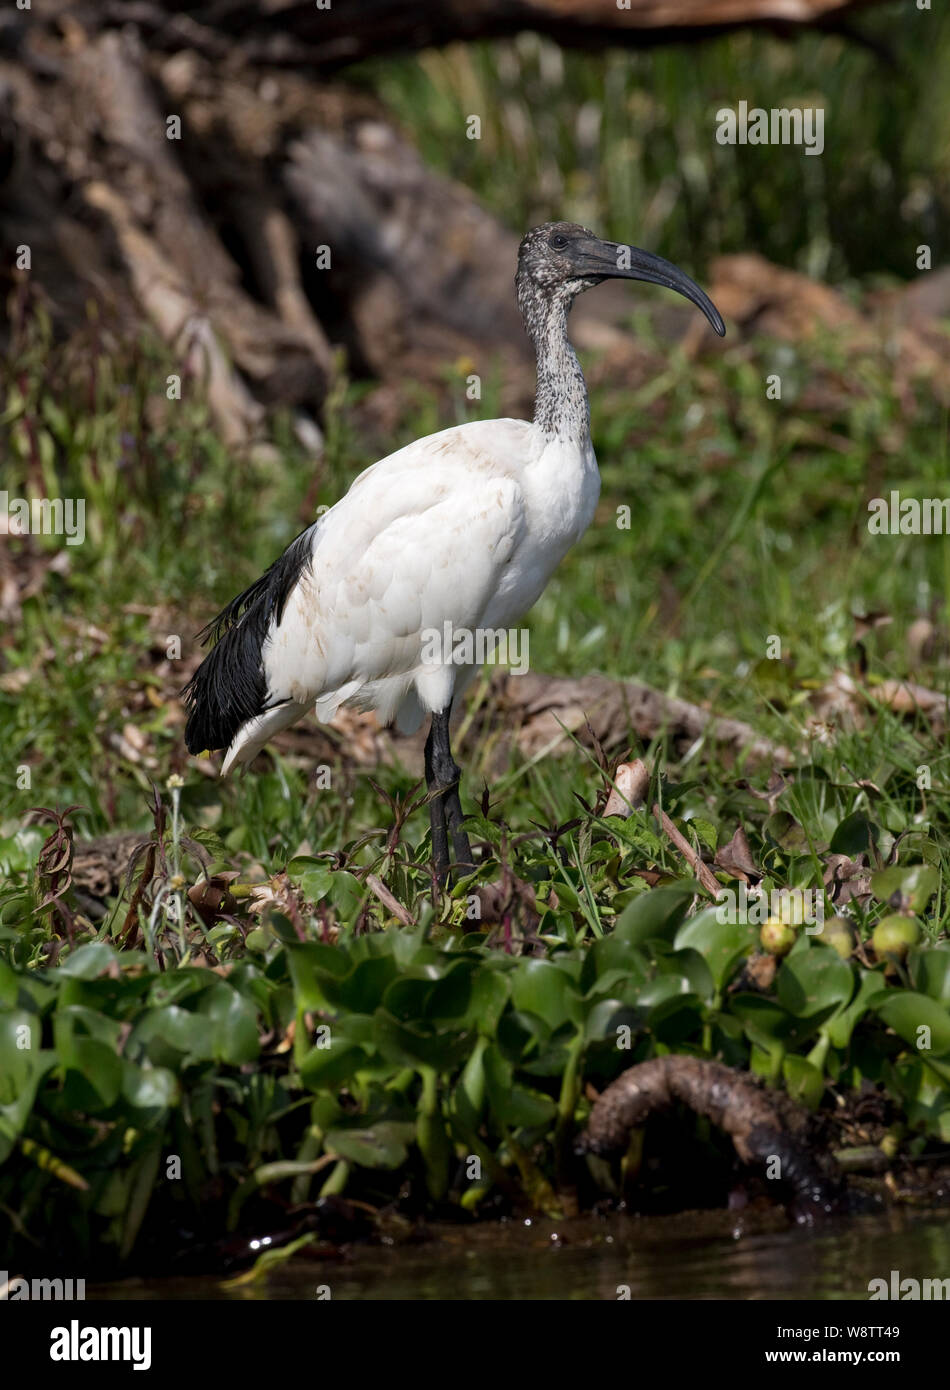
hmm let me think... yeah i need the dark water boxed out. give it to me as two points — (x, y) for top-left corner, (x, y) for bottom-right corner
(92, 1206), (950, 1301)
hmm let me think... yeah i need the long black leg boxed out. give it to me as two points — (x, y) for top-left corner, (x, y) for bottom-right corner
(424, 721), (450, 885)
(424, 705), (474, 883)
(444, 784), (474, 877)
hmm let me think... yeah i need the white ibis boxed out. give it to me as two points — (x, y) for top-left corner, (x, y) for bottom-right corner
(183, 223), (725, 882)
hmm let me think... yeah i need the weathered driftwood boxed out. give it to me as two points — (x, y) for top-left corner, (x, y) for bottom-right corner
(0, 24), (336, 440)
(485, 671), (794, 767)
(579, 1055), (844, 1218)
(83, 0), (895, 70)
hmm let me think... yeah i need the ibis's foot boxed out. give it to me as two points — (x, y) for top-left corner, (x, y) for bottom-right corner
(424, 703), (473, 886)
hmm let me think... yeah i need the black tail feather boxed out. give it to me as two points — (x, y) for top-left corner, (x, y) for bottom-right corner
(182, 526), (316, 755)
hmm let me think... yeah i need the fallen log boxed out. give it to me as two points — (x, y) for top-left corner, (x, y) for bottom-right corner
(579, 1055), (845, 1221)
(485, 670), (794, 769)
(89, 0), (898, 71)
(2, 0), (920, 433)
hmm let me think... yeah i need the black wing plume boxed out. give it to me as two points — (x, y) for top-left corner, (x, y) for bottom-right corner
(182, 526), (315, 755)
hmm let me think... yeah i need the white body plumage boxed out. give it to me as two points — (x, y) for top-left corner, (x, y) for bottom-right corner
(221, 419), (600, 772)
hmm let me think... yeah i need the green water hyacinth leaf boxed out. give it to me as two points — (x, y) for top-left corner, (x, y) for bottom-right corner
(580, 934), (650, 993)
(783, 1054), (825, 1109)
(875, 992), (950, 1057)
(0, 1056), (58, 1163)
(300, 1040), (370, 1089)
(383, 960), (476, 1023)
(292, 864), (333, 900)
(373, 1011), (474, 1070)
(648, 992), (705, 1044)
(386, 928), (440, 970)
(749, 1041), (783, 1080)
(729, 992), (831, 1052)
(319, 956), (401, 1013)
(285, 854), (328, 875)
(673, 910), (757, 992)
(454, 1035), (489, 1125)
(483, 1044), (557, 1128)
(827, 970), (888, 1049)
(382, 972), (444, 1021)
(310, 1094), (344, 1132)
(0, 1008), (42, 1103)
(56, 941), (117, 979)
(910, 945), (950, 1004)
(497, 1006), (553, 1063)
(871, 864), (941, 912)
(896, 1064), (950, 1142)
(729, 994), (793, 1051)
(228, 962), (274, 1017)
(283, 940), (351, 1009)
(509, 958), (582, 1031)
(264, 909), (308, 945)
(583, 998), (642, 1044)
(777, 942), (855, 1020)
(0, 957), (19, 1007)
(57, 974), (153, 1019)
(463, 966), (510, 1034)
(121, 1062), (178, 1112)
(652, 944), (716, 1001)
(59, 1037), (124, 1112)
(637, 974), (694, 1013)
(202, 986), (260, 1065)
(427, 961), (480, 1020)
(582, 966), (644, 1002)
(515, 1033), (574, 1079)
(148, 972), (216, 1008)
(498, 1083), (558, 1129)
(325, 1122), (413, 1169)
(137, 1004), (215, 1062)
(612, 881), (696, 947)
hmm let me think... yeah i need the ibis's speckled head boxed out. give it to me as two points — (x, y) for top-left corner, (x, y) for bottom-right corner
(517, 221), (725, 336)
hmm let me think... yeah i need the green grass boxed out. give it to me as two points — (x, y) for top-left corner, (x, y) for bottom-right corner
(1, 297), (948, 858)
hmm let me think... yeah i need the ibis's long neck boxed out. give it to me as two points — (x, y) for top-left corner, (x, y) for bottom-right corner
(518, 277), (590, 443)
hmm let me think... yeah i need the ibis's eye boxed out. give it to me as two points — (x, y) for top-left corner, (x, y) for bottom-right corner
(549, 233), (568, 251)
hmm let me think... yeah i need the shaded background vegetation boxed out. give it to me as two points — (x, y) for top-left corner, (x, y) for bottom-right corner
(365, 18), (950, 280)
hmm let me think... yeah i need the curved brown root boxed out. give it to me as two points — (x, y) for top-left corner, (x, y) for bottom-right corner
(578, 1056), (845, 1222)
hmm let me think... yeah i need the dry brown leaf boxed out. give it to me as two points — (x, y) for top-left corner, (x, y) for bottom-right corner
(602, 758), (650, 818)
(714, 824), (760, 882)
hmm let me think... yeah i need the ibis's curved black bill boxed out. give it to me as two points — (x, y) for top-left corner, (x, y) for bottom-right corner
(572, 236), (726, 337)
